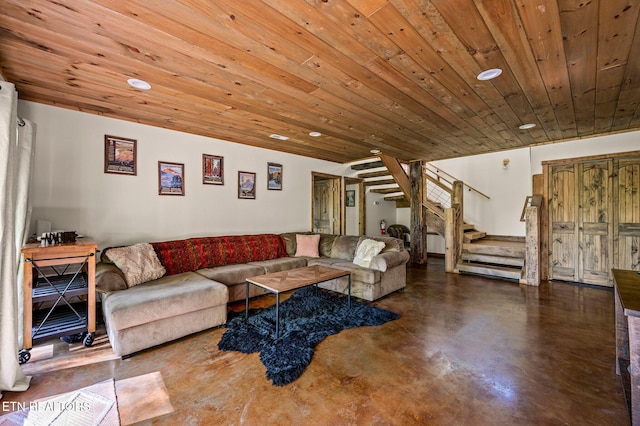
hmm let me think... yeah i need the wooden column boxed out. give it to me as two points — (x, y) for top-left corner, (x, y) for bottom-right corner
(524, 205), (540, 286)
(445, 204), (462, 272)
(410, 160), (427, 264)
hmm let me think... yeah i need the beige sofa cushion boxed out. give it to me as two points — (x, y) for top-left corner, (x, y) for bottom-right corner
(248, 257), (307, 273)
(330, 235), (360, 260)
(196, 263), (264, 285)
(102, 272), (228, 331)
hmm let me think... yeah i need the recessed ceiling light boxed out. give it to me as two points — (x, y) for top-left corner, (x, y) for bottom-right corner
(370, 149), (381, 154)
(519, 123), (536, 130)
(309, 131), (322, 137)
(477, 68), (503, 81)
(127, 78), (151, 90)
(269, 134), (289, 141)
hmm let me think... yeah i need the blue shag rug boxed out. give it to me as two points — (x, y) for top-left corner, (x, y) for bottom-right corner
(218, 287), (399, 386)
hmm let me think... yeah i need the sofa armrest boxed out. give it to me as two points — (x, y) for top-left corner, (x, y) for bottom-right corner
(96, 262), (128, 293)
(368, 250), (410, 272)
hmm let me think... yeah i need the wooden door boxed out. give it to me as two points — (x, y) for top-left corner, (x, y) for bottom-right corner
(549, 164), (578, 281)
(313, 177), (340, 234)
(578, 160), (613, 286)
(615, 158), (640, 271)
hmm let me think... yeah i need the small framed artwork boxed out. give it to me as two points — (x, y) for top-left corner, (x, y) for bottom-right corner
(346, 190), (356, 207)
(158, 161), (185, 196)
(267, 162), (283, 190)
(104, 135), (136, 175)
(203, 154), (224, 185)
(238, 171), (256, 199)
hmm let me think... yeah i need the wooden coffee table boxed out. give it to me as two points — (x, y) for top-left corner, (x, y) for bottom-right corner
(245, 265), (351, 338)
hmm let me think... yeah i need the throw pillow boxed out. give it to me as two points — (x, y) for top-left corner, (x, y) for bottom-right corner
(353, 239), (386, 268)
(106, 243), (166, 288)
(294, 234), (320, 257)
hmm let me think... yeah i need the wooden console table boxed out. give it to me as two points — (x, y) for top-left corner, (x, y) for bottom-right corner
(613, 268), (640, 424)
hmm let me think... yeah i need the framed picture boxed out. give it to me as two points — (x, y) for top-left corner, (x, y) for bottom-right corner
(238, 171), (256, 199)
(158, 161), (185, 196)
(267, 162), (283, 190)
(104, 135), (136, 175)
(203, 154), (224, 185)
(346, 190), (356, 207)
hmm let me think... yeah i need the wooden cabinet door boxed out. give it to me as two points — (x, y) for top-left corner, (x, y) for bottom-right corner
(615, 158), (640, 271)
(549, 164), (578, 281)
(578, 160), (613, 286)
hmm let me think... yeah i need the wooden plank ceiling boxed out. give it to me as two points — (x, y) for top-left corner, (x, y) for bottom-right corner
(1, 0), (639, 163)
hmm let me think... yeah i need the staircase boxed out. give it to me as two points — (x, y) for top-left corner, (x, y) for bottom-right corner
(350, 157), (526, 283)
(457, 237), (525, 282)
(351, 159), (409, 207)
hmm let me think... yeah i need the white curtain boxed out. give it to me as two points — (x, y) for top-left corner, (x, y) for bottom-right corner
(0, 81), (33, 394)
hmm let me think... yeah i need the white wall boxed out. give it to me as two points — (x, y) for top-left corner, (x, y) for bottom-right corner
(365, 192), (396, 237)
(19, 101), (351, 250)
(345, 183), (360, 235)
(429, 130), (640, 241)
(530, 131), (640, 174)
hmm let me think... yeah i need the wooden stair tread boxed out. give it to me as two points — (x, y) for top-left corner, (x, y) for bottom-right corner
(384, 195), (407, 201)
(463, 231), (486, 241)
(358, 170), (389, 179)
(462, 223), (475, 231)
(456, 263), (522, 280)
(350, 161), (384, 170)
(364, 179), (396, 186)
(462, 242), (525, 257)
(371, 187), (401, 194)
(460, 253), (525, 267)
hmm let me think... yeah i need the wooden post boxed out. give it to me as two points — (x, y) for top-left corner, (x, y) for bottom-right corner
(445, 204), (462, 272)
(410, 160), (427, 264)
(524, 205), (540, 286)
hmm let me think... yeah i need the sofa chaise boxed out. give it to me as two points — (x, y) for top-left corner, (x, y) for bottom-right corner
(95, 232), (409, 357)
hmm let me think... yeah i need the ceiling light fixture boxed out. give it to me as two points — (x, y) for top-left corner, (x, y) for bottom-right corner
(518, 123), (536, 130)
(127, 78), (151, 90)
(309, 131), (322, 137)
(269, 134), (289, 141)
(370, 149), (381, 154)
(476, 68), (503, 81)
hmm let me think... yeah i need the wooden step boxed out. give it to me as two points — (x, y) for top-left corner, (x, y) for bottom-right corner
(460, 252), (525, 267)
(370, 186), (401, 194)
(351, 161), (384, 170)
(364, 179), (396, 187)
(384, 194), (407, 202)
(456, 263), (522, 281)
(463, 231), (486, 242)
(462, 223), (475, 231)
(358, 170), (389, 179)
(462, 241), (526, 257)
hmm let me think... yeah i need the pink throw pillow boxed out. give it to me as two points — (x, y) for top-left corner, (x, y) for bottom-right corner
(295, 234), (320, 257)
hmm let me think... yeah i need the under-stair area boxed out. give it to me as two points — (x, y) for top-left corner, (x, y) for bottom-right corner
(349, 157), (536, 285)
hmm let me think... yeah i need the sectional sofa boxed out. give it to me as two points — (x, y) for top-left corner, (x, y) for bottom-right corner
(95, 232), (409, 357)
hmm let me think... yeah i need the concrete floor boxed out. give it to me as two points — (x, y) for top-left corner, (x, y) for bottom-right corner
(2, 258), (629, 425)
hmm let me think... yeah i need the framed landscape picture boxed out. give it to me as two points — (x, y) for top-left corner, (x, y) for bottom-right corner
(104, 135), (136, 175)
(238, 171), (256, 199)
(158, 161), (185, 196)
(267, 162), (283, 190)
(203, 154), (224, 185)
(346, 190), (356, 207)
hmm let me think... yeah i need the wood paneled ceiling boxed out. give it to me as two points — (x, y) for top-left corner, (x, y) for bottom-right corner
(1, 1), (639, 163)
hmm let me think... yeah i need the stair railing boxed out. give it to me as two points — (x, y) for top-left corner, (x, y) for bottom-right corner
(424, 163), (491, 200)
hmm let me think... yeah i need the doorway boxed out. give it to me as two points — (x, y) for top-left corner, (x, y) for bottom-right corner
(312, 172), (342, 234)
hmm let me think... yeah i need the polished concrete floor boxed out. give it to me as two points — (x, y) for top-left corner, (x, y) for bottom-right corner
(2, 258), (629, 425)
